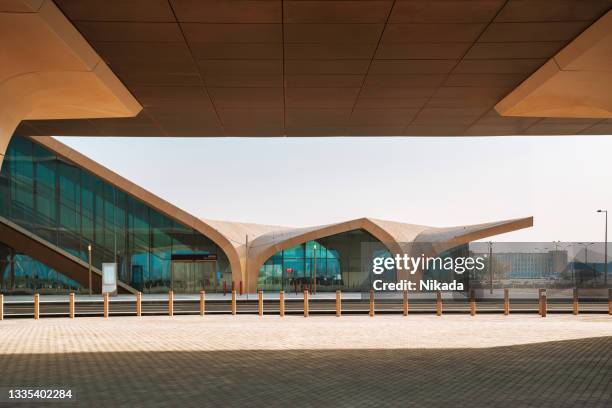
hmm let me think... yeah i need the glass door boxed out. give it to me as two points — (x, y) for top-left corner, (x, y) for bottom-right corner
(172, 261), (195, 293)
(195, 261), (217, 292)
(172, 260), (217, 293)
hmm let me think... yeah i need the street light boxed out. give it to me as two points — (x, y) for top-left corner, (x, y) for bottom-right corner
(577, 242), (595, 284)
(488, 241), (493, 294)
(597, 209), (608, 286)
(313, 243), (317, 295)
(550, 241), (570, 279)
(577, 242), (595, 263)
(87, 243), (92, 296)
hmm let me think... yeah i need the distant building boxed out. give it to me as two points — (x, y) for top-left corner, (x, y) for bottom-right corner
(471, 250), (568, 279)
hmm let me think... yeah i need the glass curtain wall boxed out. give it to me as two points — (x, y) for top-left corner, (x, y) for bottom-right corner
(0, 136), (232, 294)
(257, 229), (394, 292)
(0, 241), (82, 294)
(421, 244), (471, 290)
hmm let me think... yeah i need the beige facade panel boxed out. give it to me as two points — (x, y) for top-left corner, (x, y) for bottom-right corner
(7, 0), (608, 137)
(496, 10), (612, 118)
(0, 0), (141, 168)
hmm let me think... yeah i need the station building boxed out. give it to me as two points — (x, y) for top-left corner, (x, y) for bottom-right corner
(0, 135), (532, 294)
(1, 1), (609, 294)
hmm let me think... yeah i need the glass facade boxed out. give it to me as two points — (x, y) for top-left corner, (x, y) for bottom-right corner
(421, 244), (470, 290)
(257, 229), (395, 292)
(0, 136), (232, 294)
(0, 241), (82, 294)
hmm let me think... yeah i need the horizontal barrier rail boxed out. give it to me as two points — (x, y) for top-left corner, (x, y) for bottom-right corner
(0, 289), (610, 319)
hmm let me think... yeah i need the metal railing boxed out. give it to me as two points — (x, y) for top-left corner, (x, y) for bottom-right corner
(0, 288), (610, 319)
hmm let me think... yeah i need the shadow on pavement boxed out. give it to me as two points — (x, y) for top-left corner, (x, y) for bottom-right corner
(0, 337), (610, 407)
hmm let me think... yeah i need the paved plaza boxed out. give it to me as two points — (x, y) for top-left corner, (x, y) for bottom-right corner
(0, 315), (610, 407)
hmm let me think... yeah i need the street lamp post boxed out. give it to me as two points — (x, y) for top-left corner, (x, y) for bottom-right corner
(87, 243), (92, 296)
(488, 241), (493, 294)
(313, 243), (317, 295)
(577, 242), (595, 284)
(597, 209), (608, 286)
(552, 241), (571, 280)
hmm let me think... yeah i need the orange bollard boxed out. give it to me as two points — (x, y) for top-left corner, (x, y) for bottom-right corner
(240, 281), (243, 296)
(168, 290), (174, 317)
(541, 289), (547, 317)
(279, 290), (285, 317)
(136, 292), (142, 317)
(103, 292), (109, 319)
(538, 288), (544, 315)
(258, 290), (263, 317)
(503, 288), (509, 316)
(469, 289), (476, 316)
(436, 291), (442, 316)
(336, 290), (341, 317)
(538, 289), (543, 316)
(0, 293), (3, 321)
(69, 293), (75, 319)
(369, 289), (375, 317)
(608, 288), (611, 315)
(303, 289), (309, 317)
(34, 293), (40, 320)
(572, 288), (578, 315)
(200, 291), (205, 316)
(231, 290), (237, 315)
(403, 290), (408, 316)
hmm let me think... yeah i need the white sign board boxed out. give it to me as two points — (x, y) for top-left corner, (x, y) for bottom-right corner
(102, 263), (117, 295)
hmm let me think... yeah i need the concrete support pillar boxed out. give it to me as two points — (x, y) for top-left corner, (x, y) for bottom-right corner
(0, 121), (16, 170)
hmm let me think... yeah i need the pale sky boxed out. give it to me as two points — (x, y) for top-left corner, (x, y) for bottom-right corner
(55, 135), (612, 242)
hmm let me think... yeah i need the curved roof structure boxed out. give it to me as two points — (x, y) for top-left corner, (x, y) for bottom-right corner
(29, 135), (533, 292)
(7, 0), (612, 141)
(238, 216), (533, 291)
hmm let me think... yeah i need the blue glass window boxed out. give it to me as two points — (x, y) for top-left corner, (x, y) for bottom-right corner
(0, 136), (232, 294)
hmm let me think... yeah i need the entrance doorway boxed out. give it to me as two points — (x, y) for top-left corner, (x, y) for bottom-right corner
(171, 260), (216, 293)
